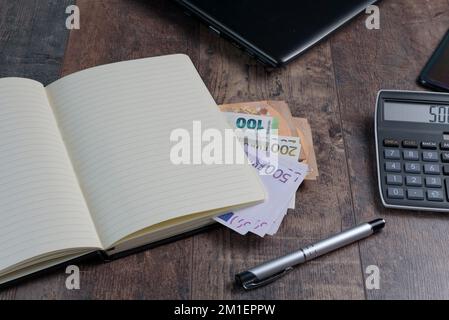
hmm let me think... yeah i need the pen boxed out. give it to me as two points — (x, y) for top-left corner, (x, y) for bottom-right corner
(235, 218), (386, 290)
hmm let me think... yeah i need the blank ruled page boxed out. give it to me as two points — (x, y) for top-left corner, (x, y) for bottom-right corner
(46, 55), (265, 248)
(0, 78), (102, 275)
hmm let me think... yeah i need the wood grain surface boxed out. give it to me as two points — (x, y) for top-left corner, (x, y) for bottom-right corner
(1, 0), (449, 299)
(0, 0), (72, 85)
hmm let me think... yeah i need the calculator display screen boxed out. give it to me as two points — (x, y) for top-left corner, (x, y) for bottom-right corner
(384, 101), (449, 124)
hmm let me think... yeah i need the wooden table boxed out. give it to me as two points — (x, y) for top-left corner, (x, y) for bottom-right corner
(1, 0), (449, 300)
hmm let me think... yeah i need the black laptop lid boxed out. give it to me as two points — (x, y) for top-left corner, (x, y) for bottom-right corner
(179, 0), (376, 65)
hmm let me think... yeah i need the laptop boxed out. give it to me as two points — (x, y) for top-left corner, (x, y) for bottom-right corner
(175, 0), (378, 67)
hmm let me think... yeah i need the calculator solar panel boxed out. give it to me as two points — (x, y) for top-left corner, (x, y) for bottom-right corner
(376, 90), (449, 212)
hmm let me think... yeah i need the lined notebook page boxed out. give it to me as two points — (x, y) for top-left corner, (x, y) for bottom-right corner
(0, 78), (102, 274)
(46, 55), (265, 248)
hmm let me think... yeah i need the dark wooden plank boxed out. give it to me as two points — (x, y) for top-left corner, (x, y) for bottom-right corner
(0, 0), (72, 85)
(0, 0), (72, 300)
(60, 0), (200, 74)
(331, 0), (449, 299)
(190, 25), (365, 299)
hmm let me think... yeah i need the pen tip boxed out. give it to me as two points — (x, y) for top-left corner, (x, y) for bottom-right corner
(235, 271), (257, 289)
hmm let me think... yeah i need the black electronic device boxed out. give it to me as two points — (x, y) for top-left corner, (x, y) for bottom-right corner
(175, 0), (377, 67)
(419, 30), (449, 92)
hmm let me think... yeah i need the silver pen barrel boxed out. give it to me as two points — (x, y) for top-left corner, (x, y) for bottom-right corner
(236, 219), (385, 290)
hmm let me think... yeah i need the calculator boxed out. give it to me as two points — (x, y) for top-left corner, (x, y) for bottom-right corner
(376, 90), (449, 212)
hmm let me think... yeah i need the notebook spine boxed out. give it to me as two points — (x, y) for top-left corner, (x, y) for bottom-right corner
(97, 250), (112, 262)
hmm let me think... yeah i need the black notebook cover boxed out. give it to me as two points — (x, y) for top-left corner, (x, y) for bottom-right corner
(0, 223), (220, 290)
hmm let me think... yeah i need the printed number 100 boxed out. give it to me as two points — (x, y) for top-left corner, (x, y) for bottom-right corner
(236, 118), (264, 130)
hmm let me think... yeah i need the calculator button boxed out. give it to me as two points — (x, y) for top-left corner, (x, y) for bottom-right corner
(445, 179), (449, 201)
(405, 163), (420, 174)
(421, 141), (438, 150)
(427, 190), (444, 202)
(385, 162), (401, 173)
(442, 152), (449, 163)
(426, 177), (442, 188)
(422, 151), (439, 162)
(384, 149), (400, 160)
(384, 139), (400, 148)
(441, 141), (449, 150)
(387, 174), (403, 186)
(424, 164), (441, 175)
(444, 165), (449, 176)
(407, 189), (424, 200)
(406, 176), (422, 187)
(403, 150), (419, 161)
(402, 140), (418, 148)
(387, 187), (404, 199)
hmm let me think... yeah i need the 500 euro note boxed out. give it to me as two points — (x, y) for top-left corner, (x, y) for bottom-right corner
(215, 148), (308, 237)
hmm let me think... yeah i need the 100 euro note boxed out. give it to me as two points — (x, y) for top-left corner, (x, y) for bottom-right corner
(224, 112), (274, 137)
(220, 101), (295, 137)
(222, 112), (301, 161)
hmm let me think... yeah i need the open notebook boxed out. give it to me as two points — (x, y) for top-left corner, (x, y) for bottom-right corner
(0, 54), (265, 285)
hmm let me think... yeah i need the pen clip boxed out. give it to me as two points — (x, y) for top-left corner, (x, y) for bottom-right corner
(242, 267), (293, 290)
